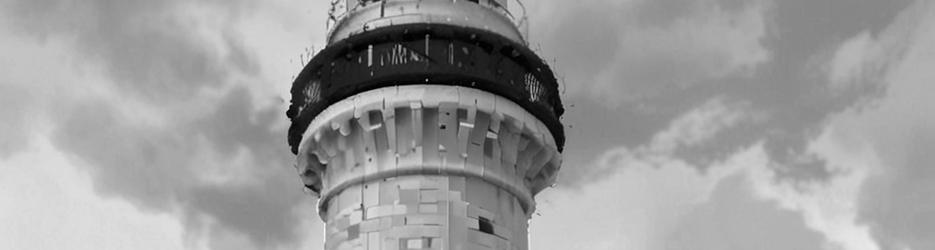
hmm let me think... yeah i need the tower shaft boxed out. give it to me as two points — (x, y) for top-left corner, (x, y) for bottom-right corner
(303, 86), (556, 249)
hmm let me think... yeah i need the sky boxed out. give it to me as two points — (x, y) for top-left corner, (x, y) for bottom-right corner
(0, 0), (933, 249)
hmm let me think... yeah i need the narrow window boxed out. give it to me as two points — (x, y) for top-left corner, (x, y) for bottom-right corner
(478, 217), (494, 235)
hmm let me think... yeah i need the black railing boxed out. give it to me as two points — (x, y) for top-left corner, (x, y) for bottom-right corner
(288, 23), (564, 154)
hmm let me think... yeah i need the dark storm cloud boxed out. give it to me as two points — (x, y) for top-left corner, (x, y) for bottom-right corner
(55, 101), (194, 210)
(1, 0), (258, 100)
(542, 4), (622, 93)
(526, 0), (915, 188)
(54, 88), (308, 248)
(537, 0), (767, 103)
(1, 0), (316, 247)
(532, 0), (770, 187)
(631, 0), (699, 27)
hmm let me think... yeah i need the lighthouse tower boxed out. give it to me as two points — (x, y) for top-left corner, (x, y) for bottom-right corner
(286, 1), (565, 249)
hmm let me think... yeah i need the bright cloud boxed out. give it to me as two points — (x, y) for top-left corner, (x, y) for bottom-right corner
(747, 126), (882, 250)
(0, 140), (188, 250)
(732, 2), (935, 250)
(648, 98), (757, 154)
(827, 3), (923, 93)
(536, 130), (830, 250)
(845, 3), (935, 248)
(532, 145), (742, 250)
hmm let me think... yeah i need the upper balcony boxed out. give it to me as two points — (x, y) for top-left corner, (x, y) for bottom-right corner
(287, 0), (563, 155)
(326, 0), (529, 45)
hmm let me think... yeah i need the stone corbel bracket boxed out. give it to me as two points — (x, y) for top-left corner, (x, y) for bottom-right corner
(297, 85), (562, 218)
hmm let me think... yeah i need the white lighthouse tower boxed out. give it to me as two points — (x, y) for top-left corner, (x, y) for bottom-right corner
(286, 1), (565, 249)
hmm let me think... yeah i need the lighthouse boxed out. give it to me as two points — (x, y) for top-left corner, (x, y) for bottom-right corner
(286, 0), (565, 249)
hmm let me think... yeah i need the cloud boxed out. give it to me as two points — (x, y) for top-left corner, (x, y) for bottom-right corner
(647, 98), (758, 154)
(538, 130), (831, 250)
(538, 0), (914, 191)
(830, 3), (935, 249)
(51, 88), (313, 248)
(532, 143), (745, 250)
(0, 0), (332, 248)
(559, 96), (759, 186)
(826, 4), (922, 95)
(0, 0), (258, 101)
(665, 174), (826, 250)
(532, 0), (770, 105)
(0, 141), (188, 250)
(575, 123), (883, 250)
(747, 126), (882, 250)
(669, 3), (933, 249)
(597, 0), (770, 102)
(723, 3), (935, 250)
(648, 2), (935, 249)
(0, 85), (35, 158)
(546, 2), (930, 247)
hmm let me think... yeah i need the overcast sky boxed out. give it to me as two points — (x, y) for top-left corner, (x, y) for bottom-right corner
(1, 0), (933, 249)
